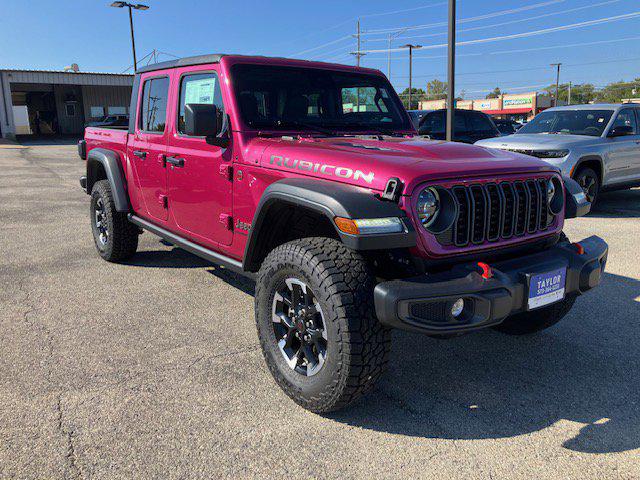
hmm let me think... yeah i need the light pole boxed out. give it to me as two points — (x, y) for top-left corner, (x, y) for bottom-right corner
(551, 63), (562, 107)
(400, 44), (422, 109)
(446, 0), (456, 142)
(110, 2), (149, 72)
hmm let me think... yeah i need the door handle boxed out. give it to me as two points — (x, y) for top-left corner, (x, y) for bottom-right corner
(133, 150), (147, 159)
(166, 156), (185, 167)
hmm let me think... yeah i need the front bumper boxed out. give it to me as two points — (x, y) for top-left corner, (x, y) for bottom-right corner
(374, 235), (608, 335)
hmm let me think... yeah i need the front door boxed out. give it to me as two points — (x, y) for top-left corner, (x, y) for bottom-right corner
(166, 69), (233, 246)
(128, 74), (171, 222)
(606, 108), (640, 185)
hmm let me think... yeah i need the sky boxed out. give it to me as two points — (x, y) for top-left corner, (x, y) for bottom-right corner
(0, 0), (638, 99)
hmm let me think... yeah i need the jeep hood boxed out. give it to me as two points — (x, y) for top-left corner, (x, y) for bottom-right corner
(253, 136), (557, 194)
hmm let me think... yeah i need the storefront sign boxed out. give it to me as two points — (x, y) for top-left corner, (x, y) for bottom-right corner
(504, 97), (533, 107)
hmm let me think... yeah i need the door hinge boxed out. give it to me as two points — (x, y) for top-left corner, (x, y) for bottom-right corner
(219, 163), (233, 181)
(158, 194), (168, 208)
(219, 213), (233, 230)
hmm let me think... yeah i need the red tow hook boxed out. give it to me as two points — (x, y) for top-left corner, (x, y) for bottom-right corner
(477, 262), (493, 280)
(572, 242), (585, 255)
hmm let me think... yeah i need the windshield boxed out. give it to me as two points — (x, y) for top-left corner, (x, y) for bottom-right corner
(517, 109), (613, 136)
(231, 64), (412, 134)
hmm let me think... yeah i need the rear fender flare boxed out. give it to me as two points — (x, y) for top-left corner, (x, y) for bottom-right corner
(86, 148), (130, 212)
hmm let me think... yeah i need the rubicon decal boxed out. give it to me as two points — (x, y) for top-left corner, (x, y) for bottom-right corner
(270, 155), (374, 184)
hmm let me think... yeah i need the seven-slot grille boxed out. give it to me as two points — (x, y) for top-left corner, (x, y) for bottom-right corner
(446, 179), (552, 248)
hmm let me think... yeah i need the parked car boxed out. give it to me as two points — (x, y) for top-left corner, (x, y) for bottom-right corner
(475, 104), (640, 204)
(407, 109), (432, 129)
(418, 108), (501, 143)
(77, 54), (606, 413)
(85, 114), (129, 128)
(493, 118), (522, 135)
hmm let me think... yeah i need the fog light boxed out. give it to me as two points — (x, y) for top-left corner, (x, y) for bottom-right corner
(451, 298), (465, 318)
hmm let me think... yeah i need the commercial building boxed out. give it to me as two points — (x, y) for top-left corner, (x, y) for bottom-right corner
(418, 91), (554, 122)
(0, 68), (133, 139)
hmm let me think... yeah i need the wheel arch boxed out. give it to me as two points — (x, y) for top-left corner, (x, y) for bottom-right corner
(572, 155), (604, 184)
(86, 148), (130, 212)
(242, 178), (416, 273)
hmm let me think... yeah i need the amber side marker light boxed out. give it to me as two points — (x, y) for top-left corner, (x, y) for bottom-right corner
(334, 217), (404, 235)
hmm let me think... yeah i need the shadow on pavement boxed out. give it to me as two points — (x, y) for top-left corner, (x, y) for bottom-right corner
(15, 135), (82, 146)
(162, 243), (639, 453)
(588, 188), (640, 218)
(328, 271), (640, 454)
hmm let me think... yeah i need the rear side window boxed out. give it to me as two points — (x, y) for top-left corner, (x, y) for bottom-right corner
(177, 72), (225, 134)
(139, 77), (170, 133)
(467, 112), (496, 131)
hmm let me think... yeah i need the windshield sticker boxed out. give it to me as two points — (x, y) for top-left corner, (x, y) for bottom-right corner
(269, 155), (374, 184)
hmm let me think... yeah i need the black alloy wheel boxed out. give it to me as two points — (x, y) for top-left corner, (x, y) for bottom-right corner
(272, 278), (327, 377)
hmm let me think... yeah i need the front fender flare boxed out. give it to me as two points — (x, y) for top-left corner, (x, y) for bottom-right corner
(243, 178), (417, 272)
(86, 148), (130, 212)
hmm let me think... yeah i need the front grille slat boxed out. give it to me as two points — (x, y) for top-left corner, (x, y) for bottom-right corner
(437, 178), (555, 249)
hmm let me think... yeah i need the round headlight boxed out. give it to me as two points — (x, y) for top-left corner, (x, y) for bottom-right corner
(416, 188), (440, 227)
(547, 177), (563, 215)
(546, 179), (555, 206)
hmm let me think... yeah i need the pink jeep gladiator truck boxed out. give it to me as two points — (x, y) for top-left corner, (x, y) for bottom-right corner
(78, 54), (607, 413)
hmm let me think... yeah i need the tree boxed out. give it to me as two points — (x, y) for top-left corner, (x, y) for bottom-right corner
(485, 87), (502, 99)
(400, 87), (426, 109)
(426, 79), (447, 100)
(594, 79), (640, 103)
(542, 83), (596, 105)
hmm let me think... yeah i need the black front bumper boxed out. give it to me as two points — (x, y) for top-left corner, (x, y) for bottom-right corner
(374, 236), (608, 335)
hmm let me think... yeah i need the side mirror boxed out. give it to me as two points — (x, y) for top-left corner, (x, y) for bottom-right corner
(608, 125), (634, 137)
(184, 103), (229, 147)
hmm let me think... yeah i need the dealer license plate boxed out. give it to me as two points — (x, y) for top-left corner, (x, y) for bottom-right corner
(528, 268), (567, 310)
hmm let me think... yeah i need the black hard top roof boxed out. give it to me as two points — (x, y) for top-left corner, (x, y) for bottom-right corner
(135, 54), (226, 74)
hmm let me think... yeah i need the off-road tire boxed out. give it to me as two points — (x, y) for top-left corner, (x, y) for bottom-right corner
(90, 180), (138, 262)
(255, 237), (391, 413)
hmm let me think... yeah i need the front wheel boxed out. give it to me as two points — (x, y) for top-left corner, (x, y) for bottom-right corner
(255, 237), (391, 413)
(574, 167), (600, 205)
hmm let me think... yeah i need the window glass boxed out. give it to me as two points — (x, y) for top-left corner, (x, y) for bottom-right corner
(421, 111), (445, 133)
(518, 110), (613, 136)
(108, 106), (127, 115)
(140, 77), (170, 133)
(178, 73), (224, 134)
(90, 106), (104, 118)
(65, 104), (76, 116)
(231, 64), (411, 132)
(467, 112), (495, 131)
(611, 109), (638, 134)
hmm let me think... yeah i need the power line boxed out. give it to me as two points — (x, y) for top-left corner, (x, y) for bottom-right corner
(361, 0), (566, 35)
(365, 0), (623, 43)
(359, 11), (640, 53)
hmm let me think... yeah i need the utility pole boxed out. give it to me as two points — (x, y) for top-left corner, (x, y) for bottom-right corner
(387, 28), (409, 82)
(350, 19), (366, 67)
(400, 44), (422, 109)
(551, 63), (562, 107)
(568, 81), (572, 105)
(446, 0), (456, 141)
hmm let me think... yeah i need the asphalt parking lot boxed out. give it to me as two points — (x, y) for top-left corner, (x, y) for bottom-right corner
(1, 142), (639, 479)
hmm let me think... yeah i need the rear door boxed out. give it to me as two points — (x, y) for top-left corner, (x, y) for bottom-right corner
(127, 73), (172, 222)
(166, 68), (233, 246)
(466, 111), (500, 143)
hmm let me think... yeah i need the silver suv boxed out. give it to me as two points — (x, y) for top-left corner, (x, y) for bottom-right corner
(475, 104), (640, 204)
